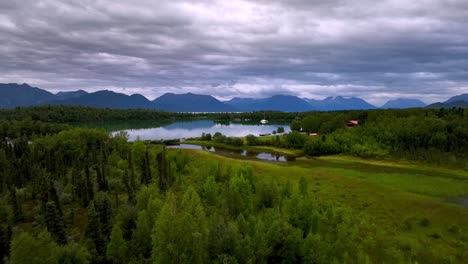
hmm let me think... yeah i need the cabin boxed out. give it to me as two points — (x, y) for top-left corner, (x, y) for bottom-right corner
(259, 133), (271, 136)
(346, 120), (359, 128)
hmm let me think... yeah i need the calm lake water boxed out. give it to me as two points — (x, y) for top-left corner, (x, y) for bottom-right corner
(167, 144), (296, 162)
(120, 120), (290, 141)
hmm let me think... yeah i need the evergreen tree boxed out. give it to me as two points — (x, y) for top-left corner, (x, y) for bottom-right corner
(95, 165), (108, 192)
(156, 148), (172, 192)
(128, 150), (138, 195)
(85, 166), (94, 205)
(94, 193), (113, 240)
(48, 184), (63, 217)
(130, 210), (152, 259)
(0, 206), (12, 264)
(85, 202), (106, 257)
(44, 201), (67, 244)
(9, 187), (23, 223)
(107, 225), (127, 264)
(123, 169), (136, 204)
(140, 149), (152, 185)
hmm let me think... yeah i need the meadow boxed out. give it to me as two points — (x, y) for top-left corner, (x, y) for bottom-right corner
(186, 150), (468, 263)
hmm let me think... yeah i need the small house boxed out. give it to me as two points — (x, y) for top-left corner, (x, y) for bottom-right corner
(346, 120), (359, 128)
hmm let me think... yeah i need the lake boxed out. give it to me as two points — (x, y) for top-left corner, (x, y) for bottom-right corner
(118, 120), (290, 141)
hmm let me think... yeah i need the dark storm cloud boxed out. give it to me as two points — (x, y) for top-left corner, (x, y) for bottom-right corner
(0, 0), (467, 105)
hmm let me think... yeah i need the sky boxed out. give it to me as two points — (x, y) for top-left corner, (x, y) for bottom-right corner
(1, 0), (468, 105)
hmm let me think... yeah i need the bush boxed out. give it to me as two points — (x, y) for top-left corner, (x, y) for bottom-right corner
(227, 137), (243, 147)
(285, 132), (306, 149)
(245, 134), (259, 146)
(303, 137), (342, 156)
(212, 132), (225, 143)
(201, 133), (212, 141)
(290, 121), (301, 132)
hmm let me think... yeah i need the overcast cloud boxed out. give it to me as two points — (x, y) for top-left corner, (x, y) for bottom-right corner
(1, 0), (468, 105)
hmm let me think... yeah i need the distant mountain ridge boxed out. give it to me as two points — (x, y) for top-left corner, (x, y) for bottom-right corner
(48, 90), (155, 109)
(1, 82), (466, 111)
(153, 93), (237, 112)
(445, 93), (468, 104)
(225, 95), (312, 112)
(381, 98), (426, 109)
(55, 90), (88, 100)
(304, 96), (376, 111)
(0, 83), (55, 108)
(426, 94), (468, 108)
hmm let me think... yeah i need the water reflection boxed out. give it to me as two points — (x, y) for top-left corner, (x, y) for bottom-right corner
(120, 120), (290, 141)
(167, 144), (295, 163)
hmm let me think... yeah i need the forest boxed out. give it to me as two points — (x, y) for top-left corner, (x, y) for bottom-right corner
(0, 106), (467, 263)
(0, 123), (369, 264)
(198, 107), (468, 167)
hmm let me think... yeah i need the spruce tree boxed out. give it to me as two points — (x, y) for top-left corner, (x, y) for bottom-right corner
(85, 165), (94, 205)
(9, 187), (23, 223)
(130, 210), (152, 259)
(123, 169), (136, 205)
(157, 148), (171, 192)
(95, 164), (108, 192)
(128, 150), (137, 192)
(85, 202), (105, 257)
(140, 149), (152, 185)
(95, 193), (113, 240)
(44, 201), (67, 245)
(0, 206), (12, 264)
(107, 225), (127, 264)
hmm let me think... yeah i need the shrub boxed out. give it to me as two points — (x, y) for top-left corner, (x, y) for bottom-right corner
(285, 132), (306, 149)
(303, 137), (342, 156)
(419, 217), (430, 227)
(228, 137), (244, 147)
(201, 133), (212, 141)
(245, 134), (259, 146)
(290, 121), (301, 132)
(212, 132), (225, 143)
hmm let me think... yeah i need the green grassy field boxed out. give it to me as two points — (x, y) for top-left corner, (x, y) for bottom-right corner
(181, 149), (468, 263)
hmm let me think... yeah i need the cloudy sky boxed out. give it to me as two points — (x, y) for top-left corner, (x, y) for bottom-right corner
(1, 0), (468, 105)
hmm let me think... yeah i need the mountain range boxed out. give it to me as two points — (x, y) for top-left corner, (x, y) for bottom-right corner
(381, 98), (426, 109)
(426, 93), (468, 108)
(153, 93), (237, 112)
(0, 83), (466, 112)
(224, 95), (312, 112)
(304, 96), (377, 111)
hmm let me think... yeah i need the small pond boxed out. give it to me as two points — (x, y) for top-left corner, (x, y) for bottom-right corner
(167, 144), (296, 163)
